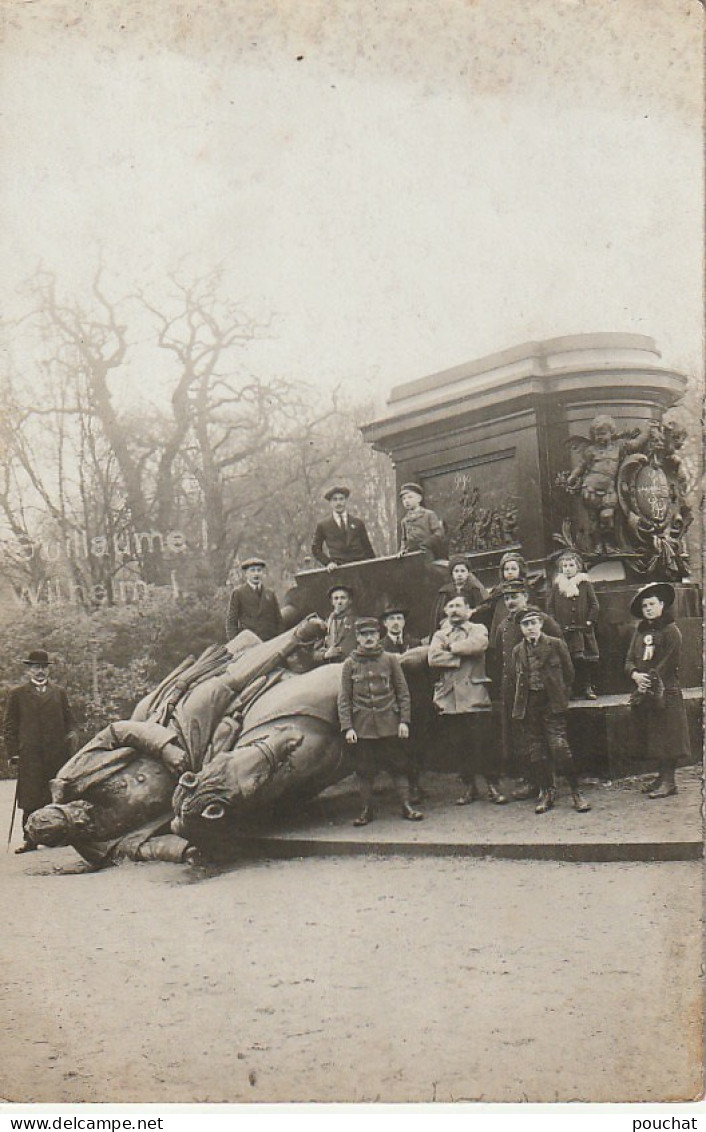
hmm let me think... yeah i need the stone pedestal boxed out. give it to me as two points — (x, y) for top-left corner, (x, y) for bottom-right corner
(361, 333), (689, 573)
(286, 334), (701, 778)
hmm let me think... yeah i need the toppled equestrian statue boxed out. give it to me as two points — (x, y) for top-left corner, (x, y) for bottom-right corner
(26, 618), (431, 866)
(25, 617), (346, 865)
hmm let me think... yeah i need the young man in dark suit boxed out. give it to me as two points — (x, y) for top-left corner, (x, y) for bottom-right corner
(3, 649), (77, 853)
(380, 606), (428, 804)
(311, 485), (376, 570)
(225, 557), (283, 642)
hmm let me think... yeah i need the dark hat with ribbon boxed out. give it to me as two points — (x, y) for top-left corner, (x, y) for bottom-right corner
(448, 554), (469, 571)
(240, 556), (266, 570)
(23, 649), (50, 666)
(380, 605), (408, 620)
(501, 579), (530, 596)
(324, 484), (351, 500)
(630, 582), (675, 619)
(518, 606), (545, 625)
(355, 616), (381, 633)
(399, 482), (424, 498)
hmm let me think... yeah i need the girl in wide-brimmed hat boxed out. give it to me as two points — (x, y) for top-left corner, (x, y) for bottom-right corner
(625, 581), (690, 799)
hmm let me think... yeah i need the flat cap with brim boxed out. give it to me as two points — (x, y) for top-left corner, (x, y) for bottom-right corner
(518, 607), (545, 625)
(380, 606), (408, 619)
(630, 582), (675, 619)
(23, 649), (50, 666)
(355, 617), (381, 632)
(328, 583), (354, 598)
(399, 482), (424, 497)
(240, 557), (266, 570)
(324, 485), (350, 500)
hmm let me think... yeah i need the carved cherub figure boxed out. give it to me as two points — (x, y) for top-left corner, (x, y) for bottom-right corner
(563, 415), (649, 554)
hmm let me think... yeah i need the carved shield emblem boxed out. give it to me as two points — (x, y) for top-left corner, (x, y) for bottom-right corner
(633, 464), (671, 525)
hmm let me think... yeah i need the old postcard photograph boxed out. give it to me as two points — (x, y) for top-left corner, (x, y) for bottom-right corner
(0, 0), (702, 1111)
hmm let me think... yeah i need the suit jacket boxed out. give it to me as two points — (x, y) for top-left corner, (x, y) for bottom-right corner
(311, 513), (375, 566)
(509, 633), (574, 719)
(226, 584), (283, 642)
(381, 631), (421, 655)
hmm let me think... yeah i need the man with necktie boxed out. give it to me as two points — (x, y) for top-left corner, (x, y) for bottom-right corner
(311, 485), (376, 571)
(225, 557), (283, 642)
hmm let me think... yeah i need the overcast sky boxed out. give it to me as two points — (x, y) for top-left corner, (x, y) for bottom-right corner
(2, 0), (703, 410)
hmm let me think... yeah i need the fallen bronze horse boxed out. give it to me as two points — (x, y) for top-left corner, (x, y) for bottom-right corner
(26, 619), (429, 866)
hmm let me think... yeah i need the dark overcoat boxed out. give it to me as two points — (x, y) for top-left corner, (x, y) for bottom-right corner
(624, 611), (690, 763)
(509, 634), (575, 719)
(311, 514), (375, 566)
(226, 584), (283, 642)
(3, 681), (76, 812)
(338, 648), (411, 739)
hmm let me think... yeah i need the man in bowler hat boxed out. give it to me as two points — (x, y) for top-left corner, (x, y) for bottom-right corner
(225, 557), (283, 642)
(311, 485), (376, 570)
(3, 649), (77, 853)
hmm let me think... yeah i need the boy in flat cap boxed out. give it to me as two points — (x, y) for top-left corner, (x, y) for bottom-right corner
(492, 584), (563, 800)
(311, 486), (376, 570)
(338, 617), (423, 825)
(4, 649), (77, 853)
(508, 609), (591, 814)
(398, 483), (446, 560)
(225, 557), (283, 642)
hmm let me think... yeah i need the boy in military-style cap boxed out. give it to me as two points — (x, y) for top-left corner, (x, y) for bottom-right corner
(338, 617), (423, 826)
(225, 557), (283, 642)
(398, 483), (446, 560)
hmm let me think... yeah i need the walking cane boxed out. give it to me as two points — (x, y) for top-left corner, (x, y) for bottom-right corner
(7, 778), (18, 852)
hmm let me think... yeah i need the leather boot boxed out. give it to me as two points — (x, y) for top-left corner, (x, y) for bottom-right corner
(571, 791), (591, 813)
(535, 788), (555, 814)
(353, 807), (374, 826)
(14, 840), (37, 854)
(401, 802), (424, 821)
(455, 783), (478, 806)
(487, 782), (509, 805)
(648, 783), (677, 799)
(641, 775), (662, 795)
(584, 684), (598, 701)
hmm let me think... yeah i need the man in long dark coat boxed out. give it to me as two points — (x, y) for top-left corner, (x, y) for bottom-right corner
(311, 485), (376, 569)
(225, 557), (283, 642)
(3, 648), (77, 853)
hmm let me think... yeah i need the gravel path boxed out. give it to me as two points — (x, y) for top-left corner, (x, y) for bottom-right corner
(2, 832), (701, 1103)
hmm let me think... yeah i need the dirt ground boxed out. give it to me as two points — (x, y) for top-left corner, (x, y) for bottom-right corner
(1, 795), (702, 1105)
